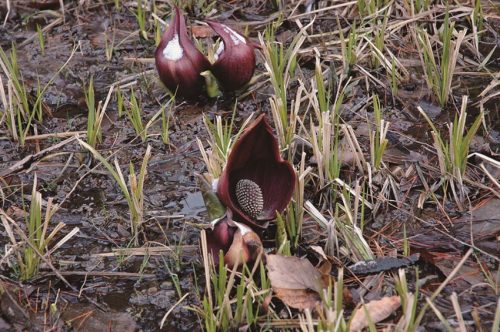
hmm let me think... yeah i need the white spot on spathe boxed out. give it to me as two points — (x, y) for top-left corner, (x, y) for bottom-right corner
(222, 25), (246, 46)
(211, 178), (219, 192)
(163, 34), (183, 61)
(214, 42), (225, 61)
(210, 216), (224, 228)
(234, 221), (252, 236)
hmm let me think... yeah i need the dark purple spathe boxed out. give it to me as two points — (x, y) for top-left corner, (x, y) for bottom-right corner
(206, 21), (256, 91)
(155, 7), (210, 98)
(217, 114), (296, 229)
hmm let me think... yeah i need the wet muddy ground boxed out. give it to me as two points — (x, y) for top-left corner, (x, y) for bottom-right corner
(0, 2), (225, 330)
(0, 1), (499, 331)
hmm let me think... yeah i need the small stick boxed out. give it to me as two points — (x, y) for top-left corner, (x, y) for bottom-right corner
(2, 0), (10, 27)
(35, 271), (156, 279)
(24, 131), (86, 141)
(0, 135), (80, 177)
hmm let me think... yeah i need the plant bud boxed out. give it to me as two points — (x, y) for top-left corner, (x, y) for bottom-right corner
(206, 21), (256, 91)
(224, 222), (263, 268)
(206, 218), (262, 269)
(155, 7), (210, 98)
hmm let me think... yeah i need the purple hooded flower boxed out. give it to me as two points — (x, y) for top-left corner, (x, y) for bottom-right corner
(217, 115), (296, 229)
(155, 7), (210, 98)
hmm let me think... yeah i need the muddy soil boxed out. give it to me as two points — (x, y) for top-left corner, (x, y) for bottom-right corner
(0, 2), (230, 331)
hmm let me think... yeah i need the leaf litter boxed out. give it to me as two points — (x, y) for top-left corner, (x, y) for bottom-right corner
(0, 0), (499, 331)
(266, 254), (332, 310)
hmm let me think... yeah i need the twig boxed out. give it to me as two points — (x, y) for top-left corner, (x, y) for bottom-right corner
(34, 271), (156, 280)
(0, 135), (80, 177)
(24, 131), (87, 141)
(160, 293), (190, 328)
(2, 0), (10, 27)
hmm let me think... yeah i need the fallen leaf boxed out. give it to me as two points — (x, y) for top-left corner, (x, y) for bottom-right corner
(6, 206), (29, 219)
(317, 260), (332, 276)
(349, 296), (401, 332)
(453, 199), (500, 256)
(266, 254), (330, 310)
(427, 252), (494, 286)
(310, 245), (328, 261)
(191, 25), (216, 38)
(267, 254), (325, 291)
(273, 288), (322, 311)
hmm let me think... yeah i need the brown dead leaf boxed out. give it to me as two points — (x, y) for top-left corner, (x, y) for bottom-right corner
(6, 206), (28, 219)
(266, 254), (329, 310)
(428, 252), (495, 286)
(310, 245), (328, 261)
(317, 260), (332, 276)
(191, 26), (216, 38)
(267, 254), (325, 291)
(349, 296), (401, 332)
(273, 288), (322, 311)
(454, 199), (500, 254)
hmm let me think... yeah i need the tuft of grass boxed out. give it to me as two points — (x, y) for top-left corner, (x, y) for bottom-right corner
(177, 0), (217, 17)
(104, 27), (116, 61)
(472, 0), (484, 39)
(356, 0), (386, 17)
(0, 175), (67, 280)
(161, 100), (172, 145)
(196, 232), (272, 331)
(260, 21), (306, 153)
(115, 86), (124, 118)
(78, 140), (152, 245)
(135, 0), (148, 40)
(285, 152), (309, 249)
(0, 44), (77, 145)
(418, 95), (482, 206)
(417, 9), (467, 107)
(307, 58), (344, 193)
(414, 0), (431, 13)
(309, 73), (344, 189)
(197, 107), (252, 178)
(153, 3), (162, 46)
(85, 77), (100, 148)
(394, 268), (419, 331)
(127, 89), (145, 141)
(315, 57), (330, 114)
(305, 178), (373, 261)
(471, 0), (484, 60)
(369, 6), (390, 68)
(300, 270), (346, 330)
(449, 98), (483, 178)
(368, 94), (389, 170)
(126, 90), (164, 143)
(0, 44), (31, 144)
(390, 57), (398, 96)
(275, 211), (291, 255)
(36, 24), (45, 56)
(86, 81), (114, 149)
(336, 183), (373, 261)
(338, 19), (358, 73)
